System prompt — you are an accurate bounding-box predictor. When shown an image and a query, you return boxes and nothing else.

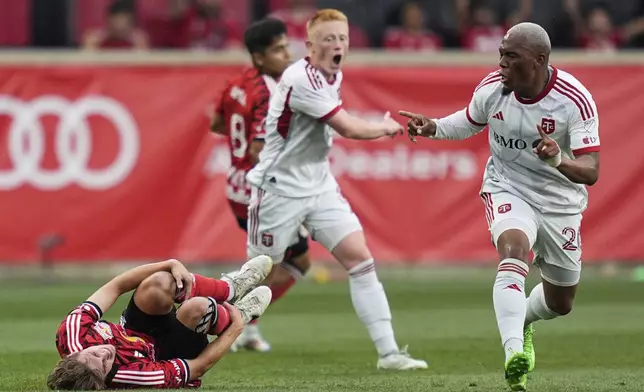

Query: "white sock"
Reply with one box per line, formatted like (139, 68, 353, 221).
(494, 258, 529, 361)
(525, 283, 560, 325)
(348, 259, 399, 357)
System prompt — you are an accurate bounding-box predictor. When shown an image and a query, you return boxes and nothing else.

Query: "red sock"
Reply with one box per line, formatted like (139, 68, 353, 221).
(212, 304, 231, 335)
(249, 277, 296, 325)
(190, 274, 230, 302)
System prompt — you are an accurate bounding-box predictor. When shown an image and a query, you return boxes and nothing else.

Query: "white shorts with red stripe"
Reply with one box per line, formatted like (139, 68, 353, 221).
(247, 186, 362, 262)
(481, 191, 582, 287)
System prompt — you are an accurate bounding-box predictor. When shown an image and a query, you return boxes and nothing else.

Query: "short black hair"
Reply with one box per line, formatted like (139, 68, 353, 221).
(244, 18, 288, 55)
(108, 0, 134, 16)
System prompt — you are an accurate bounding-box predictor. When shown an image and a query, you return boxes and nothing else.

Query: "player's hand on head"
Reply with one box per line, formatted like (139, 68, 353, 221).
(381, 111, 404, 138)
(398, 110, 434, 142)
(533, 125, 562, 168)
(169, 259, 193, 300)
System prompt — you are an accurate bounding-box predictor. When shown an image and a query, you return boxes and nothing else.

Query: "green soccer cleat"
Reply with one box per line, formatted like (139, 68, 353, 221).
(504, 352, 530, 391)
(523, 324, 535, 372)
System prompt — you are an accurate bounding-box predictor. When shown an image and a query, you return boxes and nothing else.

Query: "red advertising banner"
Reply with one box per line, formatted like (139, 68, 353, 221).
(0, 64, 642, 263)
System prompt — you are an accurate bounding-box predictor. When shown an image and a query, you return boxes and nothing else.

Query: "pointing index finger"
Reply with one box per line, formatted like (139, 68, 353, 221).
(536, 125, 549, 140)
(398, 110, 418, 119)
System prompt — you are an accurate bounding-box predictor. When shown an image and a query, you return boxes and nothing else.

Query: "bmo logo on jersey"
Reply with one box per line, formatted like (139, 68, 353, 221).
(492, 130, 528, 150)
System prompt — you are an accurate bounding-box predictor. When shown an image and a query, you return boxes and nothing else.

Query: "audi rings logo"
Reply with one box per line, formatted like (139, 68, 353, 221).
(0, 95, 139, 190)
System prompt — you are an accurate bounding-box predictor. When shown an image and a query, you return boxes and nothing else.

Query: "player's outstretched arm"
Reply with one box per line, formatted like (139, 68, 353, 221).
(186, 303, 245, 380)
(289, 74, 402, 140)
(86, 259, 193, 315)
(326, 110, 403, 140)
(399, 109, 486, 142)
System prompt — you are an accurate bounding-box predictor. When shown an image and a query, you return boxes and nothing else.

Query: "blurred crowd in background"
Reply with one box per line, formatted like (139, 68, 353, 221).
(2, 0, 644, 53)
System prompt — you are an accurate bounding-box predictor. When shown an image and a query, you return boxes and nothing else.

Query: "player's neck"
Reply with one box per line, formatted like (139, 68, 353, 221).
(518, 67, 550, 100)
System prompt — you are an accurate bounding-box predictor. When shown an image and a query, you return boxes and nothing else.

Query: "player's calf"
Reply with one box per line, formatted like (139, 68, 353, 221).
(331, 231, 426, 369)
(493, 229, 532, 362)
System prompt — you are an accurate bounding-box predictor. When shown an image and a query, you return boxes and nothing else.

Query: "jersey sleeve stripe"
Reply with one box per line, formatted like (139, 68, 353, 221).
(475, 71, 500, 90)
(553, 85, 588, 121)
(178, 359, 190, 385)
(557, 78, 594, 116)
(555, 80, 594, 119)
(116, 370, 165, 376)
(305, 64, 323, 90)
(66, 313, 83, 353)
(572, 146, 600, 156)
(318, 105, 341, 122)
(465, 105, 486, 126)
(82, 301, 103, 319)
(475, 75, 502, 92)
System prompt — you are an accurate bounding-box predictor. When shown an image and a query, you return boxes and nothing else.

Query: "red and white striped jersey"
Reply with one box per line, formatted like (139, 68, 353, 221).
(434, 66, 600, 214)
(55, 302, 192, 389)
(214, 67, 278, 218)
(246, 57, 342, 197)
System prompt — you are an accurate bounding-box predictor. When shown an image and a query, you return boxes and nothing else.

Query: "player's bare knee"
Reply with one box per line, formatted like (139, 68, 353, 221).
(497, 229, 531, 262)
(332, 231, 372, 270)
(135, 272, 176, 313)
(176, 297, 211, 330)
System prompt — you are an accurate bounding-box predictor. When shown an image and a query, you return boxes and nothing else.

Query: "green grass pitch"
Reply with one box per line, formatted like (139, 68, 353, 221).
(1, 266, 643, 391)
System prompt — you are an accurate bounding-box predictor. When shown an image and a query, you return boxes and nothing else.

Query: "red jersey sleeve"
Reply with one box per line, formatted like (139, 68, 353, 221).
(249, 83, 271, 140)
(55, 301, 103, 357)
(110, 358, 191, 389)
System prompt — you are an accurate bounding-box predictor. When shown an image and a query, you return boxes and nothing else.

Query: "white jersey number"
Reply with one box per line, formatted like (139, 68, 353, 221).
(230, 113, 248, 159)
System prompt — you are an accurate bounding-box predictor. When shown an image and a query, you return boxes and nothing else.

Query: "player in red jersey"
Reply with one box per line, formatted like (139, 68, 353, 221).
(47, 256, 273, 390)
(210, 18, 311, 352)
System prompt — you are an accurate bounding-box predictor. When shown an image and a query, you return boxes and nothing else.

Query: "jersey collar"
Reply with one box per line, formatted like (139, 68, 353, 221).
(514, 65, 558, 105)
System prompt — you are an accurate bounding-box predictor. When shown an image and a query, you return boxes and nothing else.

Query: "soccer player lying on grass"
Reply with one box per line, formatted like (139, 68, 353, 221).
(47, 256, 273, 390)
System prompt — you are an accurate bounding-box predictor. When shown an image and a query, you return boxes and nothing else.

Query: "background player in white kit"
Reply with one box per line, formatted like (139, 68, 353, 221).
(246, 9, 427, 370)
(399, 23, 600, 390)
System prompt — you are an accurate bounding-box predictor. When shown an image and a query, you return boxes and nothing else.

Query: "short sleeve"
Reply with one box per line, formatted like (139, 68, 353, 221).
(289, 71, 341, 122)
(110, 359, 190, 389)
(568, 93, 600, 156)
(55, 301, 103, 356)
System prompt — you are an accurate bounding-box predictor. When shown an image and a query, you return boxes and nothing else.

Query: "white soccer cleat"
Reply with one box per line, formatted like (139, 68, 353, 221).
(233, 324, 272, 352)
(376, 346, 428, 370)
(234, 286, 273, 325)
(222, 255, 273, 304)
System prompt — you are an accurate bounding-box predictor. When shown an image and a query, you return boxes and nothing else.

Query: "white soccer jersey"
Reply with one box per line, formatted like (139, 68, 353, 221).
(246, 58, 342, 197)
(433, 66, 600, 214)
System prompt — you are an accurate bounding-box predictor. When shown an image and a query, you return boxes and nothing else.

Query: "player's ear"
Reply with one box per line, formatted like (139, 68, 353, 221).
(305, 39, 313, 51)
(251, 52, 264, 68)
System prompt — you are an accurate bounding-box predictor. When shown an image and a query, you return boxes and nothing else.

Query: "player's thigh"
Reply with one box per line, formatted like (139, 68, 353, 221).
(120, 294, 175, 341)
(247, 187, 305, 263)
(304, 189, 363, 253)
(481, 191, 538, 252)
(533, 213, 583, 287)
